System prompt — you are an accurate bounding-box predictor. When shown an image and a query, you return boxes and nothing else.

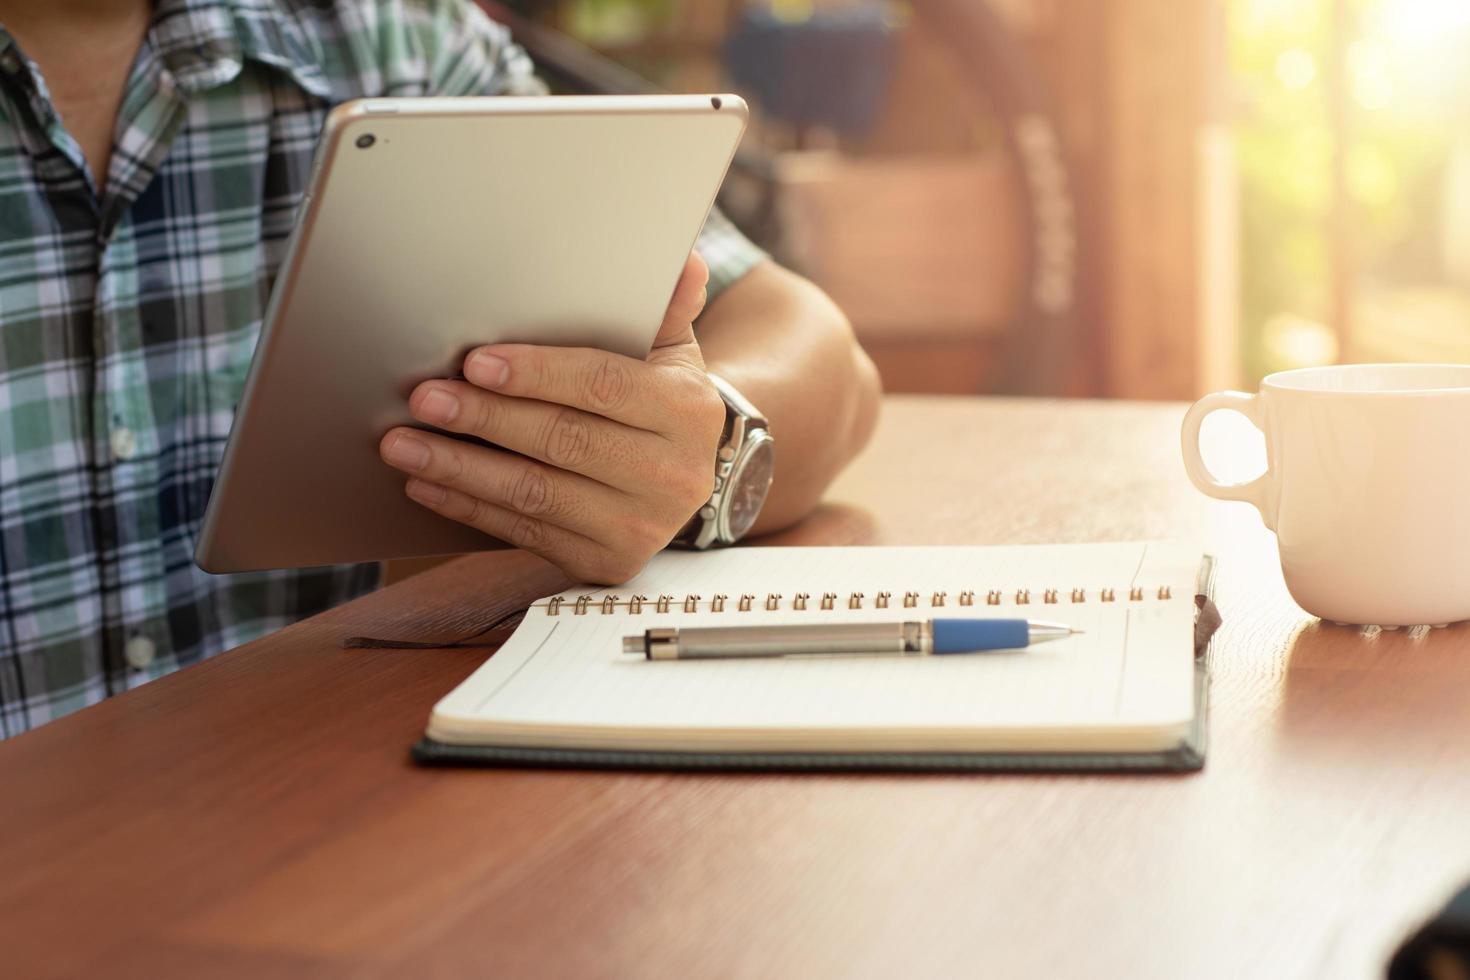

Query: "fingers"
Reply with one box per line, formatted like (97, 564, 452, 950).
(404, 479, 647, 584)
(381, 427, 626, 542)
(448, 250, 712, 429)
(401, 378, 672, 489)
(456, 342, 714, 435)
(380, 247, 724, 585)
(652, 250, 709, 349)
(381, 430, 685, 584)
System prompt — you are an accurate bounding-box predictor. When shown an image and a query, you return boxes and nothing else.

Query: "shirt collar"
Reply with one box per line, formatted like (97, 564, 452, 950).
(149, 0, 330, 99)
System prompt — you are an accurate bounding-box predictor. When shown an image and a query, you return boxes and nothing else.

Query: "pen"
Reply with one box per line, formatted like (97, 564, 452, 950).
(621, 619, 1083, 661)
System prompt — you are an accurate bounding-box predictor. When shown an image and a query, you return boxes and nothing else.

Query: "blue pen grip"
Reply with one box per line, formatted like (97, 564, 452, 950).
(931, 618, 1030, 653)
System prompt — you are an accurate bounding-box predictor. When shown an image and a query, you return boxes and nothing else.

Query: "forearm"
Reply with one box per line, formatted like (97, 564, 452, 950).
(696, 260, 882, 535)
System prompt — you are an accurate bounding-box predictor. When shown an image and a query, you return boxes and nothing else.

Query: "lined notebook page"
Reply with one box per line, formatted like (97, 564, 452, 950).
(428, 542, 1203, 753)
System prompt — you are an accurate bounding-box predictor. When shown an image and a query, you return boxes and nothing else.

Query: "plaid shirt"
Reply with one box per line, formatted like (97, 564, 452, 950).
(0, 0, 765, 736)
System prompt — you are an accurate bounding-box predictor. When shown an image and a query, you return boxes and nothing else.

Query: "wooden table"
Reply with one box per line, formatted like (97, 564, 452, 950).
(5, 396, 1470, 979)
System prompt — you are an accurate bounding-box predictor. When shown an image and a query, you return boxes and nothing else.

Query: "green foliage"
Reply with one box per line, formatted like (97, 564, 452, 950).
(1231, 0, 1470, 381)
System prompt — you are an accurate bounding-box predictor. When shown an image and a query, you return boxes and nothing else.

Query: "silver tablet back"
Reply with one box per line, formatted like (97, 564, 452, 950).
(195, 95, 747, 572)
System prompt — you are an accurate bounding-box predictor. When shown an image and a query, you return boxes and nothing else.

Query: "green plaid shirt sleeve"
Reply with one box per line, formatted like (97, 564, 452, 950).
(0, 0, 767, 737)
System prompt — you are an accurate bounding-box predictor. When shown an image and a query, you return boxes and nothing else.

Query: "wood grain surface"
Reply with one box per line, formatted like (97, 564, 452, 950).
(4, 396, 1469, 980)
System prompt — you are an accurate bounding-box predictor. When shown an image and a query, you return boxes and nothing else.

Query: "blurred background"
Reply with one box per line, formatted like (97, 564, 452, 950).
(480, 0, 1470, 399)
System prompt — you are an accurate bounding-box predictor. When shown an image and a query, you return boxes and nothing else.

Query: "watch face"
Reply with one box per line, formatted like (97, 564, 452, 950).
(725, 434, 775, 541)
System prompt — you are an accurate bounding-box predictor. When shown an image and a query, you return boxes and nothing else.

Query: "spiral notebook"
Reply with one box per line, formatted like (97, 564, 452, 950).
(414, 541, 1216, 772)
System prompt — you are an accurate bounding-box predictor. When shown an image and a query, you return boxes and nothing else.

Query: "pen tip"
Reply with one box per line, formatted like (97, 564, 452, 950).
(1071, 628, 1086, 635)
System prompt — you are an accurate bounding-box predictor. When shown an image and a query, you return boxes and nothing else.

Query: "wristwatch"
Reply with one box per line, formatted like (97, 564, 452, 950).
(673, 374, 775, 550)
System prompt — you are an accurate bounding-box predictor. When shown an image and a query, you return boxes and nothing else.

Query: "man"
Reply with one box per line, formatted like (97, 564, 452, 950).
(0, 0, 881, 735)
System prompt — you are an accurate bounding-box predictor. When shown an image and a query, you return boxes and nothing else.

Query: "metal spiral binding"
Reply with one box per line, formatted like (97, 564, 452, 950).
(536, 581, 1184, 614)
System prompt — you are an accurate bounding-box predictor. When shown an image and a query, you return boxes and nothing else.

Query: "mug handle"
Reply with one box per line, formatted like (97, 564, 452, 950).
(1180, 391, 1274, 529)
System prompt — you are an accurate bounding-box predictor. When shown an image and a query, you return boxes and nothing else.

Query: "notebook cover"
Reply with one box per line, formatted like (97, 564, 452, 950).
(411, 556, 1217, 773)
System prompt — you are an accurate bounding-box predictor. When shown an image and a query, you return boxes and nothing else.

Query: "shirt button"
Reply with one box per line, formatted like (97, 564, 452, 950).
(125, 635, 156, 669)
(110, 426, 137, 461)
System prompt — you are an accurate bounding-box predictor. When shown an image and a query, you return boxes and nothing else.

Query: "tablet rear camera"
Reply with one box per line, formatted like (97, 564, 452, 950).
(355, 133, 376, 149)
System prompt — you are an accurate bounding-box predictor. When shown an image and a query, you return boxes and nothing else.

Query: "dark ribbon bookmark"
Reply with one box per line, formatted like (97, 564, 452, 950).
(342, 606, 528, 650)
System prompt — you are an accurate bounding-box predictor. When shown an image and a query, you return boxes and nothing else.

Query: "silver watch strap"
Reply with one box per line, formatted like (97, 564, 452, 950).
(707, 373, 767, 428)
(672, 373, 769, 549)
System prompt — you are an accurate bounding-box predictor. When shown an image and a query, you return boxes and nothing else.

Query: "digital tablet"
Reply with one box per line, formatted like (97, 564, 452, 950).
(195, 94, 748, 572)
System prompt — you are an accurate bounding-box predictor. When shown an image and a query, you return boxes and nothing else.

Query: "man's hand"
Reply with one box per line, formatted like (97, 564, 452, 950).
(379, 252, 724, 584)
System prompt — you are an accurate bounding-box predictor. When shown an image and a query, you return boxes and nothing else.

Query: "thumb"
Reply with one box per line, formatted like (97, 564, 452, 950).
(652, 250, 709, 350)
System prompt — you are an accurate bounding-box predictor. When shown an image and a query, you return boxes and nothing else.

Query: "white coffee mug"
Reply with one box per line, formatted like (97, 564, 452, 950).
(1181, 363, 1470, 626)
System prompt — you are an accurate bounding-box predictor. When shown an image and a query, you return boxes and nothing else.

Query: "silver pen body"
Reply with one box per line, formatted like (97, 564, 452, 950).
(629, 625, 929, 664)
(625, 622, 932, 660)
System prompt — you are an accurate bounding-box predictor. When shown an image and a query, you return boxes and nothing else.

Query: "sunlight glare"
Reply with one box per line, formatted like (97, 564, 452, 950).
(1348, 39, 1392, 110)
(1274, 48, 1317, 89)
(1375, 0, 1470, 49)
(1241, 0, 1319, 35)
(1263, 313, 1338, 369)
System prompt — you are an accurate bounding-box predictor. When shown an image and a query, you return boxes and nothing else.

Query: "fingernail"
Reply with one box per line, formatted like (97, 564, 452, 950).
(406, 479, 446, 505)
(417, 386, 460, 424)
(384, 432, 430, 471)
(467, 350, 509, 388)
